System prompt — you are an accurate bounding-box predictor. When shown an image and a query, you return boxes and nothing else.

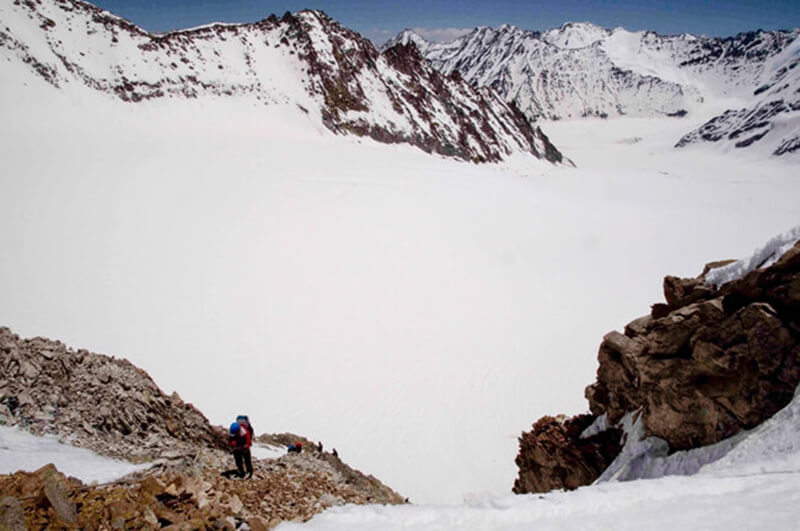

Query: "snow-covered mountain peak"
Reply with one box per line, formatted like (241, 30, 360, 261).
(0, 0, 568, 164)
(390, 21, 799, 155)
(677, 33, 800, 156)
(381, 28, 432, 53)
(542, 21, 610, 49)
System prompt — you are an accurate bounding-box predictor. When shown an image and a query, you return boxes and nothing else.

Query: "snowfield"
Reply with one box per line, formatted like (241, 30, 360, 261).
(278, 382, 800, 529)
(0, 426, 149, 484)
(1, 57, 799, 506)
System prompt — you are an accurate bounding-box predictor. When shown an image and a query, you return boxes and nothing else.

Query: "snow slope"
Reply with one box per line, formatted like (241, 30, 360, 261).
(278, 382, 800, 529)
(0, 426, 149, 484)
(2, 9, 800, 504)
(677, 35, 800, 156)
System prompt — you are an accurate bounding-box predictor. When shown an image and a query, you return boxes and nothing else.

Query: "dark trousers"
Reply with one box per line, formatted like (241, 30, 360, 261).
(233, 448, 253, 477)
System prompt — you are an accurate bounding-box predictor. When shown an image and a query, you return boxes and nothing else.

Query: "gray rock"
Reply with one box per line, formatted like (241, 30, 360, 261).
(0, 496, 26, 531)
(44, 475, 77, 524)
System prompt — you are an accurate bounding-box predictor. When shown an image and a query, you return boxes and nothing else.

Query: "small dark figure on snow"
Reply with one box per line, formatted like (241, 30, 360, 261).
(222, 421, 253, 479)
(317, 441, 323, 453)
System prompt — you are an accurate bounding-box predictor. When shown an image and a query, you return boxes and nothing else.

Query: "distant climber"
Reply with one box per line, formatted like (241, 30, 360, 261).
(222, 421, 253, 479)
(287, 442, 303, 454)
(332, 448, 338, 458)
(317, 441, 323, 453)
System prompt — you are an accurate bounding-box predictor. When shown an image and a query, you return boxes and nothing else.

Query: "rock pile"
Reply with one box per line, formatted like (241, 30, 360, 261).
(0, 327, 405, 527)
(0, 449, 404, 529)
(515, 240, 800, 493)
(0, 327, 225, 462)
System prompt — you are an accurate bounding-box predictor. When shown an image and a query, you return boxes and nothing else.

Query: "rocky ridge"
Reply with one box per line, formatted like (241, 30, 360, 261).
(676, 36, 800, 156)
(0, 328, 405, 528)
(514, 238, 800, 494)
(0, 0, 566, 164)
(0, 327, 224, 462)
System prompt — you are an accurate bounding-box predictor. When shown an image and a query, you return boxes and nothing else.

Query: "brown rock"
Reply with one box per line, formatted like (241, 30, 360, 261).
(247, 515, 270, 531)
(522, 240, 800, 494)
(513, 414, 622, 494)
(589, 244, 800, 451)
(624, 314, 651, 338)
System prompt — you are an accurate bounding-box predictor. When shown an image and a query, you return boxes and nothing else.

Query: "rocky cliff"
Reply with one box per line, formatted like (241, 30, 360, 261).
(0, 0, 567, 164)
(515, 236, 800, 494)
(0, 328, 405, 528)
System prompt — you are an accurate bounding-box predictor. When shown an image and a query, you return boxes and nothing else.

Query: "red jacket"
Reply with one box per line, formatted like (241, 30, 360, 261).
(229, 426, 252, 450)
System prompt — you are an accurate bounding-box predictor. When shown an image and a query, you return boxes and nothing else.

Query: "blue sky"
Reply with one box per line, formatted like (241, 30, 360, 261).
(90, 0, 800, 44)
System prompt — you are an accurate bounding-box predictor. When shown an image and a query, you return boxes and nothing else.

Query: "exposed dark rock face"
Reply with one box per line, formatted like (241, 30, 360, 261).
(513, 415, 621, 494)
(515, 240, 800, 493)
(1, 0, 567, 165)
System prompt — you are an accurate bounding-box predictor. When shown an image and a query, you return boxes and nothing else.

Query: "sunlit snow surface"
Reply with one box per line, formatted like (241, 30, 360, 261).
(251, 444, 286, 460)
(1, 61, 799, 504)
(0, 426, 149, 484)
(284, 386, 800, 530)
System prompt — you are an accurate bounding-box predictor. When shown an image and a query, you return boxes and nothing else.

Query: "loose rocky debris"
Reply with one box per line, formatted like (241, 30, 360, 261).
(0, 327, 405, 527)
(515, 240, 800, 494)
(0, 448, 404, 529)
(0, 327, 226, 462)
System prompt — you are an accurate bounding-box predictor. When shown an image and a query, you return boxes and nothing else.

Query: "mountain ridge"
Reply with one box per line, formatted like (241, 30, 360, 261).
(0, 0, 567, 164)
(387, 23, 800, 156)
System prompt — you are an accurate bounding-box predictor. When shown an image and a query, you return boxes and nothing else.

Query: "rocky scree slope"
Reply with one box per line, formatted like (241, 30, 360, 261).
(0, 0, 566, 165)
(0, 327, 404, 528)
(387, 24, 800, 155)
(514, 238, 800, 494)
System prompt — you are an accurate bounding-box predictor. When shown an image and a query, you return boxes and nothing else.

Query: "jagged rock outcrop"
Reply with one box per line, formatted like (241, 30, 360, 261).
(0, 0, 567, 164)
(512, 414, 621, 494)
(515, 239, 800, 493)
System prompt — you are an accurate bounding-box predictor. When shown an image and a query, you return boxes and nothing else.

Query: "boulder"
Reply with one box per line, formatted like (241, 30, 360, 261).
(517, 240, 800, 493)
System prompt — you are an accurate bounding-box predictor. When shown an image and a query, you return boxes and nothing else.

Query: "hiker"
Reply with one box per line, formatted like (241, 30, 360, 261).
(236, 415, 254, 439)
(317, 441, 323, 453)
(227, 421, 253, 478)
